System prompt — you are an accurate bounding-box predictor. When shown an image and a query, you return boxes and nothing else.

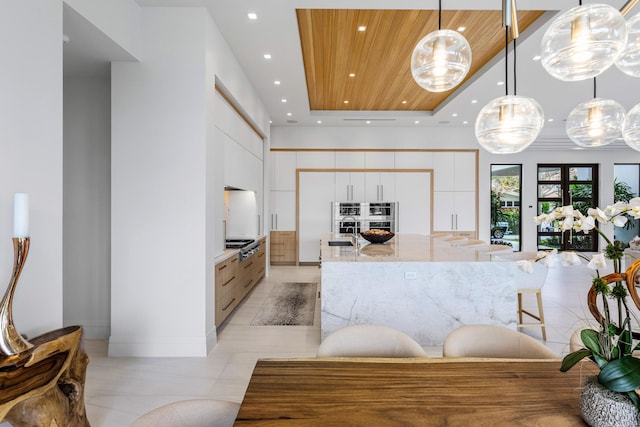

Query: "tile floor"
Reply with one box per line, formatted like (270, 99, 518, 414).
(76, 263, 601, 426)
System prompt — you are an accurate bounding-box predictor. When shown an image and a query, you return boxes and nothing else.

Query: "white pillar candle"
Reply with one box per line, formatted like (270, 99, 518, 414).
(13, 193, 29, 238)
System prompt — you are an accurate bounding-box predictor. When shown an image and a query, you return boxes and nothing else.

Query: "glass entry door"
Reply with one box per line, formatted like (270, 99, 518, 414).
(537, 164, 599, 252)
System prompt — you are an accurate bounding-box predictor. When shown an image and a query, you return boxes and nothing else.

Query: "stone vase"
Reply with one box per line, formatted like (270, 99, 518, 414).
(581, 376, 640, 427)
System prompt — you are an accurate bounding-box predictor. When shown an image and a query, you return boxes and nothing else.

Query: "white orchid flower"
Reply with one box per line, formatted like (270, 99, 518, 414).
(516, 259, 534, 274)
(534, 213, 548, 225)
(605, 201, 628, 217)
(612, 214, 629, 228)
(575, 215, 596, 233)
(538, 249, 558, 268)
(587, 253, 607, 270)
(560, 216, 574, 231)
(626, 198, 640, 219)
(588, 207, 608, 223)
(560, 251, 582, 266)
(560, 205, 574, 218)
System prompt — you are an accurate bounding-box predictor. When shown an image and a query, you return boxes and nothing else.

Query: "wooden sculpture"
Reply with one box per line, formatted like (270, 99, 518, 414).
(0, 325, 90, 426)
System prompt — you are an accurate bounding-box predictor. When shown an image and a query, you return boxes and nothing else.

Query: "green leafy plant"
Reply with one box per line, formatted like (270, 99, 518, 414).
(534, 200, 640, 408)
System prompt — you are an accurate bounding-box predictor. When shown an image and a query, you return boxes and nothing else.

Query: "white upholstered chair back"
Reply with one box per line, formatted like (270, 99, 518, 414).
(442, 324, 558, 359)
(317, 324, 427, 357)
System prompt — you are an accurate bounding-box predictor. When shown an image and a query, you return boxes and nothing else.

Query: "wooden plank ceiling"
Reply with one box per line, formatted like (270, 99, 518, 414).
(297, 9, 545, 112)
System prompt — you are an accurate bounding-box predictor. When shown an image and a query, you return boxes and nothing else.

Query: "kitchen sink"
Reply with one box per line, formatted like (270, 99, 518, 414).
(328, 240, 354, 247)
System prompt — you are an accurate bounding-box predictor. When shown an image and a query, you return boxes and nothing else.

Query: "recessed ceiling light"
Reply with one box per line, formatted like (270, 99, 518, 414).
(532, 55, 542, 61)
(287, 112, 292, 116)
(317, 120, 322, 124)
(457, 26, 466, 32)
(366, 120, 371, 124)
(248, 12, 257, 20)
(269, 120, 272, 124)
(497, 81, 504, 86)
(463, 121, 469, 124)
(358, 26, 367, 32)
(548, 118, 554, 122)
(452, 113, 458, 117)
(414, 120, 420, 124)
(349, 73, 356, 77)
(402, 100, 408, 104)
(471, 99, 478, 104)
(344, 100, 349, 104)
(274, 80, 281, 85)
(263, 53, 271, 59)
(281, 99, 287, 103)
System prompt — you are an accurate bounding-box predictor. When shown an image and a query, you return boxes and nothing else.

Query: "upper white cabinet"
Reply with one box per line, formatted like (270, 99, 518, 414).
(395, 151, 434, 169)
(271, 151, 297, 191)
(433, 152, 476, 192)
(297, 151, 335, 168)
(335, 151, 365, 169)
(365, 172, 395, 201)
(365, 151, 394, 169)
(335, 172, 365, 201)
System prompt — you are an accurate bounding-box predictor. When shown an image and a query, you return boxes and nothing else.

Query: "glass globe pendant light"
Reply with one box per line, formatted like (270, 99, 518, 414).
(540, 3, 628, 82)
(623, 103, 640, 151)
(616, 13, 640, 77)
(411, 0, 471, 92)
(475, 0, 544, 154)
(566, 78, 626, 147)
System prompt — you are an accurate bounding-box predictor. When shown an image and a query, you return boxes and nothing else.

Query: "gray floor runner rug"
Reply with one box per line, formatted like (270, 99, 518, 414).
(251, 282, 317, 326)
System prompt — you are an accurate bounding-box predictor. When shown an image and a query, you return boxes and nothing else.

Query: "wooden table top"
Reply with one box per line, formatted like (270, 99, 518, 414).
(235, 357, 597, 426)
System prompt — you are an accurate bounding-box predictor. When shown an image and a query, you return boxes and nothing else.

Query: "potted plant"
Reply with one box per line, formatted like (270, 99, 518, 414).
(532, 201, 640, 426)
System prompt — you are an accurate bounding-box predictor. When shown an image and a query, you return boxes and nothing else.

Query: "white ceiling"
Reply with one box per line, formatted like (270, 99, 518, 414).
(67, 0, 639, 143)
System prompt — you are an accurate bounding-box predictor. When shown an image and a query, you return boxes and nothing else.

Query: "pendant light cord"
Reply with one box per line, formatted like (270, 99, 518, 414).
(438, 0, 442, 30)
(513, 38, 517, 96)
(593, 77, 597, 99)
(505, 25, 509, 96)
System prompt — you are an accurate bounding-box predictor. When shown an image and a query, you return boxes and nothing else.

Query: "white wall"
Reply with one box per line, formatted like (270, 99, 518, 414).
(110, 8, 210, 357)
(0, 0, 64, 337)
(63, 0, 141, 59)
(63, 77, 111, 340)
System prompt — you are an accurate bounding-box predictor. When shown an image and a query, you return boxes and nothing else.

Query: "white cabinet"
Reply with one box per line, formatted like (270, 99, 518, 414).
(395, 151, 434, 169)
(335, 152, 365, 168)
(296, 151, 335, 168)
(299, 172, 335, 263)
(395, 172, 431, 235)
(365, 151, 394, 169)
(365, 172, 395, 201)
(433, 191, 476, 233)
(433, 152, 476, 192)
(270, 151, 297, 191)
(270, 190, 296, 231)
(335, 172, 365, 201)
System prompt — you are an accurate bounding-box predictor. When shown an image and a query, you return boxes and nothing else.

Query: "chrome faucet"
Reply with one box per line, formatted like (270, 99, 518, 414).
(341, 216, 359, 247)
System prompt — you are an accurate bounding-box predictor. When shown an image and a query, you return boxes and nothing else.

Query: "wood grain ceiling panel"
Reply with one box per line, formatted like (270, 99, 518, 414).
(297, 9, 545, 112)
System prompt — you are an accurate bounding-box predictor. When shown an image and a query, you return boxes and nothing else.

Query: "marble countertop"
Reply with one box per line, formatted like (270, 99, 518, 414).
(321, 233, 507, 263)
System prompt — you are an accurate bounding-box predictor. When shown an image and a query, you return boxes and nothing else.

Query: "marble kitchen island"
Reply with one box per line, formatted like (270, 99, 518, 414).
(320, 234, 518, 346)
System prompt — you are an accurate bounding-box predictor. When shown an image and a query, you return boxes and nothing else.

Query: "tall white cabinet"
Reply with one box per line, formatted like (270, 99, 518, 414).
(395, 172, 431, 235)
(432, 152, 477, 235)
(299, 171, 335, 263)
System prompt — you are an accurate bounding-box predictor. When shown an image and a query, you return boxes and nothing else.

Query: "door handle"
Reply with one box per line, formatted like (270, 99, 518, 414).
(380, 185, 384, 201)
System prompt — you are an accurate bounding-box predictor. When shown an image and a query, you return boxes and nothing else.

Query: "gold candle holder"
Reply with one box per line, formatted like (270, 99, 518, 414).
(0, 237, 33, 356)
